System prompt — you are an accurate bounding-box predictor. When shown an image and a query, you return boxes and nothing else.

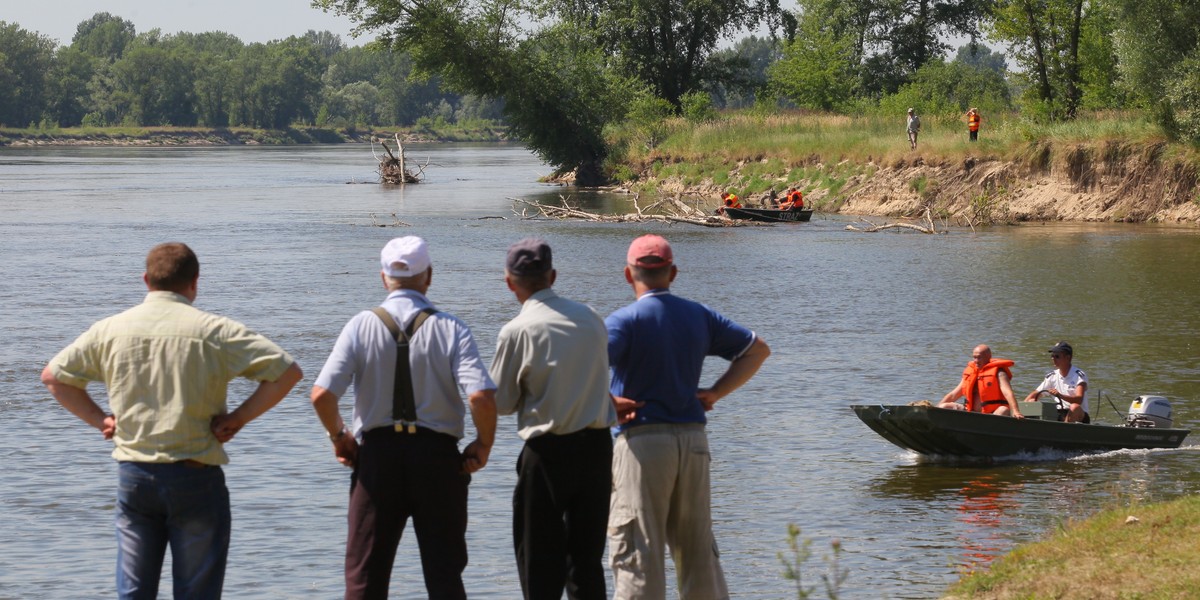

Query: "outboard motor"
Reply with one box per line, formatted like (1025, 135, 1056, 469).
(1125, 395, 1174, 428)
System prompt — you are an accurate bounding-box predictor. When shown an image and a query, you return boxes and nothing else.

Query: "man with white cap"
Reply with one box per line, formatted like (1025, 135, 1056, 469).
(310, 236, 497, 600)
(490, 238, 616, 599)
(605, 234, 771, 600)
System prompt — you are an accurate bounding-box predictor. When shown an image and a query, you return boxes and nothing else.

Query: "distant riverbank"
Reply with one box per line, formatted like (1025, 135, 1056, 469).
(0, 124, 510, 147)
(611, 111, 1200, 224)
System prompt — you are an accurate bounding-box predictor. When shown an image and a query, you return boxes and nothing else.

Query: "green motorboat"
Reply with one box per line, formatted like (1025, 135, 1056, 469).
(852, 396, 1190, 458)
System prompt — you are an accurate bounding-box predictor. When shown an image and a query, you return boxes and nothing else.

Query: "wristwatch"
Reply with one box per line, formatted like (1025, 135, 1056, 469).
(329, 428, 346, 442)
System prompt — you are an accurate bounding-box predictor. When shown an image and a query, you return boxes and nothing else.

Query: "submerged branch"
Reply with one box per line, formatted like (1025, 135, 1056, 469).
(510, 196, 762, 228)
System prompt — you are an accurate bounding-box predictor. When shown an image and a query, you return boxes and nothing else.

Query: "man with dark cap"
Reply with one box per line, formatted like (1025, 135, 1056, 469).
(1024, 341, 1090, 422)
(489, 237, 616, 600)
(605, 234, 771, 599)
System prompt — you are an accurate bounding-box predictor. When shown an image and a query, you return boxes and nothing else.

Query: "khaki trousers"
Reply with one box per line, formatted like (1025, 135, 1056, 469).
(608, 424, 728, 600)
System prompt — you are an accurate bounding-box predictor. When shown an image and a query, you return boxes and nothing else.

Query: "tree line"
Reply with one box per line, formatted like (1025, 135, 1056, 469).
(0, 13, 504, 131)
(4, 1, 1198, 182)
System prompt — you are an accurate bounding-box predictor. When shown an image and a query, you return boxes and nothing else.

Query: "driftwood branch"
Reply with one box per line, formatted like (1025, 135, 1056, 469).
(368, 213, 412, 227)
(510, 196, 763, 227)
(845, 206, 940, 234)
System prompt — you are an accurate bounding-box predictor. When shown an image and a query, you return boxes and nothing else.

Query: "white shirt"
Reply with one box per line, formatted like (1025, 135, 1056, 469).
(313, 289, 495, 439)
(1035, 366, 1088, 414)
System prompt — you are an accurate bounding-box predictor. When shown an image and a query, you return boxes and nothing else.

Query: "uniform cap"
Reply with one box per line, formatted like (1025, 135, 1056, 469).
(506, 238, 553, 276)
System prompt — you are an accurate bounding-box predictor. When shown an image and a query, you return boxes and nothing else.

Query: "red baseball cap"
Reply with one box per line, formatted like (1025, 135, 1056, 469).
(626, 234, 673, 268)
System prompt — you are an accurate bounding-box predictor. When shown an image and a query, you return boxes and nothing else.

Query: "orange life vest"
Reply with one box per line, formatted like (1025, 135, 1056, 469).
(786, 190, 803, 209)
(968, 112, 980, 132)
(961, 359, 1014, 412)
(724, 194, 741, 208)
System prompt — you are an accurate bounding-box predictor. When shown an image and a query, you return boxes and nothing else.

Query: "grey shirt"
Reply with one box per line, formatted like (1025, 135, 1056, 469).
(490, 288, 616, 440)
(314, 289, 495, 439)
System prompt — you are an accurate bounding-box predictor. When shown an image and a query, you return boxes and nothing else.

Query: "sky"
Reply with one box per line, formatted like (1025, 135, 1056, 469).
(6, 0, 368, 47)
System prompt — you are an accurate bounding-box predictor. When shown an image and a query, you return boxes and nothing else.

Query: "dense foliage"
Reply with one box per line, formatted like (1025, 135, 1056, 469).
(3, 0, 1199, 181)
(0, 15, 498, 131)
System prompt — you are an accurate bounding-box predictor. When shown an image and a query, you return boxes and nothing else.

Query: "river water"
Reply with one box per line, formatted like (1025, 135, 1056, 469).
(2, 144, 1199, 599)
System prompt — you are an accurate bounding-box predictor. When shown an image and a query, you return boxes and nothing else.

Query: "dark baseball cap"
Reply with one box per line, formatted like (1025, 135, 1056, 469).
(1048, 341, 1073, 355)
(505, 238, 553, 276)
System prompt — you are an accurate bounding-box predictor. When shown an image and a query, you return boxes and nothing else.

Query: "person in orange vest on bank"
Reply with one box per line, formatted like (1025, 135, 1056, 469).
(716, 192, 741, 215)
(967, 107, 981, 142)
(781, 188, 804, 210)
(936, 344, 1023, 418)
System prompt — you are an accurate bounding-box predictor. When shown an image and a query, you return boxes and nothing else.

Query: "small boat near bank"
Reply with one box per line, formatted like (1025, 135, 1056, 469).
(852, 396, 1190, 458)
(723, 207, 814, 223)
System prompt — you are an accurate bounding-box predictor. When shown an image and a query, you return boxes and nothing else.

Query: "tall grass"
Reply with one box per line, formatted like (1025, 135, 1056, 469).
(619, 109, 1173, 171)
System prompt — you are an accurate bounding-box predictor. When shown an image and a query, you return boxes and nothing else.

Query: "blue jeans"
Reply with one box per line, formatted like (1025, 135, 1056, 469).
(116, 462, 231, 600)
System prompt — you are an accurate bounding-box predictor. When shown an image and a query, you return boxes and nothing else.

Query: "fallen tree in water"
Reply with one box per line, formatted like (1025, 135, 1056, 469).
(510, 195, 764, 227)
(374, 134, 425, 184)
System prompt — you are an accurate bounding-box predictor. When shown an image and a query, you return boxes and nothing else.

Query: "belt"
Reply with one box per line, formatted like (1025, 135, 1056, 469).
(177, 459, 212, 468)
(363, 425, 454, 441)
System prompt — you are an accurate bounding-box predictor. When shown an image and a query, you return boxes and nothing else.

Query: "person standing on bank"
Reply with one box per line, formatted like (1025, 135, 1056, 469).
(489, 238, 617, 600)
(41, 242, 303, 600)
(1024, 341, 1089, 423)
(967, 107, 981, 142)
(310, 236, 498, 600)
(907, 107, 922, 150)
(606, 234, 771, 600)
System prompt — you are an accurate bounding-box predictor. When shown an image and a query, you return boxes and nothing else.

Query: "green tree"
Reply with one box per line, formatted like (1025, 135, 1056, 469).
(71, 12, 136, 61)
(988, 0, 1086, 119)
(588, 0, 796, 108)
(1111, 0, 1200, 138)
(768, 4, 858, 111)
(953, 43, 1007, 76)
(0, 21, 57, 127)
(879, 58, 1012, 117)
(315, 0, 632, 182)
(112, 35, 199, 125)
(48, 46, 99, 126)
(707, 35, 783, 108)
(173, 32, 245, 126)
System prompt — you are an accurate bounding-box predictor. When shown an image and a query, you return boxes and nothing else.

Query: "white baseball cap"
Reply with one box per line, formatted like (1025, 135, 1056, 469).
(380, 236, 431, 277)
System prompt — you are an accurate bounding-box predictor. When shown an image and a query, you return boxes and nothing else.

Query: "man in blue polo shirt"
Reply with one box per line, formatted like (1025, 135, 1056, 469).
(605, 234, 771, 599)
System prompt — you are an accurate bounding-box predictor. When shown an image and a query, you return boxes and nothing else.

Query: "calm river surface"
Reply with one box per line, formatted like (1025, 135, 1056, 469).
(2, 144, 1199, 599)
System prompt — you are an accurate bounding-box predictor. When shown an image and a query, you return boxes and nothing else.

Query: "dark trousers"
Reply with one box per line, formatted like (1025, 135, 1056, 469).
(970, 130, 978, 141)
(345, 427, 470, 600)
(513, 428, 613, 600)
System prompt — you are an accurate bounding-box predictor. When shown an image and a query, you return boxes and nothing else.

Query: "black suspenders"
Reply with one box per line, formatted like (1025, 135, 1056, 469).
(371, 307, 437, 433)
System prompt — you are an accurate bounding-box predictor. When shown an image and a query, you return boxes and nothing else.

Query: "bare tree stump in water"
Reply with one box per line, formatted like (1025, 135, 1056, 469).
(374, 134, 424, 184)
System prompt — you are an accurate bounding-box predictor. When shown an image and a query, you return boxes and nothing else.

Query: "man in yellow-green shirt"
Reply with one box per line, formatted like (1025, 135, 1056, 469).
(41, 242, 302, 600)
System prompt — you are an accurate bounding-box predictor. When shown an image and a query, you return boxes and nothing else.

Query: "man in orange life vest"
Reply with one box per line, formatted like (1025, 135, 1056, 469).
(937, 344, 1023, 418)
(781, 188, 804, 210)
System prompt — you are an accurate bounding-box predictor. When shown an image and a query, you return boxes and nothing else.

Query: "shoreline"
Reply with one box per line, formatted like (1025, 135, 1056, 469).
(0, 126, 509, 147)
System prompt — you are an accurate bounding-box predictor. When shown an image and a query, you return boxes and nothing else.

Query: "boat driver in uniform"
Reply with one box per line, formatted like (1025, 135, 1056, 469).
(937, 344, 1024, 418)
(1023, 341, 1089, 423)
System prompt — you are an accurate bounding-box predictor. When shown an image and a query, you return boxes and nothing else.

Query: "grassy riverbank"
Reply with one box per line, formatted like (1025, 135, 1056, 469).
(945, 494, 1200, 599)
(0, 121, 509, 147)
(610, 111, 1200, 223)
